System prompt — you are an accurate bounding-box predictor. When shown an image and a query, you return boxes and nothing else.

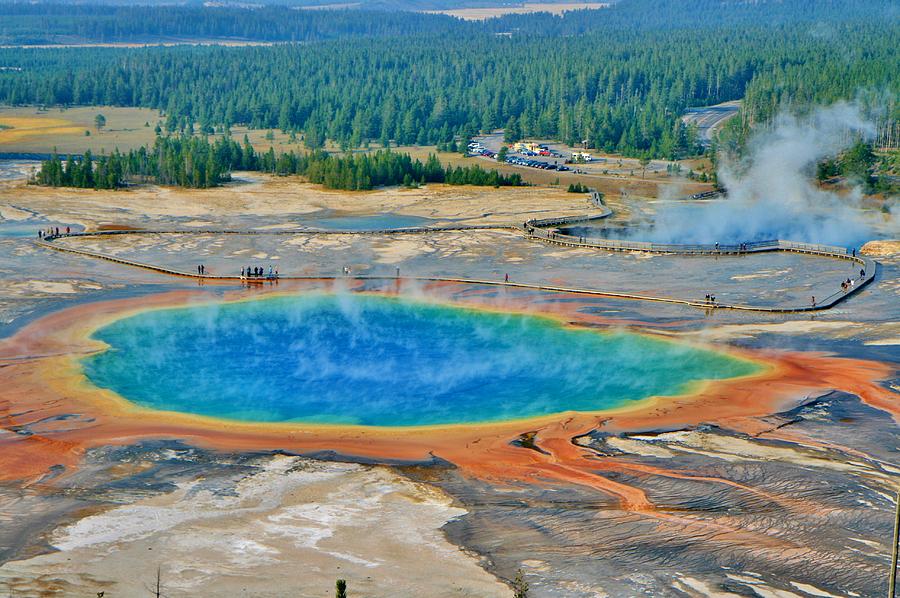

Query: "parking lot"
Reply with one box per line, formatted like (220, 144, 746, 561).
(469, 131, 683, 180)
(468, 132, 574, 173)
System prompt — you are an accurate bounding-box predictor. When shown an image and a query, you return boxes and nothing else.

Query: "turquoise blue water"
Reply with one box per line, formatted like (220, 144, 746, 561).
(0, 221, 80, 238)
(303, 213, 432, 231)
(82, 294, 760, 426)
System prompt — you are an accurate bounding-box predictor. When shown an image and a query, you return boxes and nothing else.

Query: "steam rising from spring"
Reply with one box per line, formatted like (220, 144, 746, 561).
(645, 103, 888, 247)
(81, 294, 759, 426)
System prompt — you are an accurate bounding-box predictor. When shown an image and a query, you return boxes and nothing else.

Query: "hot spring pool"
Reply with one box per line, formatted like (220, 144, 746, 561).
(302, 213, 433, 231)
(82, 295, 760, 426)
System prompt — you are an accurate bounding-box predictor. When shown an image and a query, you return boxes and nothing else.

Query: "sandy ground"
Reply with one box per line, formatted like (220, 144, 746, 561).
(862, 239, 900, 257)
(0, 456, 509, 597)
(49, 228, 861, 308)
(0, 171, 881, 311)
(1, 174, 598, 230)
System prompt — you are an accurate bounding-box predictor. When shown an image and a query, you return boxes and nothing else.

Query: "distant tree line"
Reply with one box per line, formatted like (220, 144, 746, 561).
(2, 0, 896, 159)
(266, 149, 523, 189)
(31, 136, 523, 190)
(0, 3, 465, 45)
(33, 136, 239, 189)
(0, 0, 892, 45)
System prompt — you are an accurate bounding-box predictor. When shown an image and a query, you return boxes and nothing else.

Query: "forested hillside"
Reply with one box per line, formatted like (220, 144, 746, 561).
(1, 0, 897, 159)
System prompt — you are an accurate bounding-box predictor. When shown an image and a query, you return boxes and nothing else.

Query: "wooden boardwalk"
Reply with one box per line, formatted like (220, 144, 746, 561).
(34, 191, 877, 313)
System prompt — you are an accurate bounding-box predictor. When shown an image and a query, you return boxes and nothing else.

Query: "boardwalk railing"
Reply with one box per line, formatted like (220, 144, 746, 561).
(33, 188, 877, 313)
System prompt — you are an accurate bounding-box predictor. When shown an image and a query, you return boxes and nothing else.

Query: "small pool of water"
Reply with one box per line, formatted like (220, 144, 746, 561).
(0, 159, 40, 181)
(82, 294, 761, 426)
(0, 220, 82, 239)
(301, 213, 434, 231)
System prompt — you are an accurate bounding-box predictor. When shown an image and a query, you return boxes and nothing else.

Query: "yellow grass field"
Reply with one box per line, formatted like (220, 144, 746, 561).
(0, 117, 84, 144)
(423, 2, 609, 20)
(0, 106, 161, 154)
(0, 107, 326, 156)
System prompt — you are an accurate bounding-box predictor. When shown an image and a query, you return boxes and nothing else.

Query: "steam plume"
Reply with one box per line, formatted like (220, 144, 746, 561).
(644, 103, 890, 247)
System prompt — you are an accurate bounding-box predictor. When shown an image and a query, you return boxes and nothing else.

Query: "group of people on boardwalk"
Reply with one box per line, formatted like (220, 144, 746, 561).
(37, 226, 69, 239)
(840, 269, 867, 293)
(242, 265, 278, 280)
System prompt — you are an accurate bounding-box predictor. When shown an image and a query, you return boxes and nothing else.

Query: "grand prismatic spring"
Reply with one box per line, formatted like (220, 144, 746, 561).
(82, 294, 761, 426)
(0, 153, 897, 597)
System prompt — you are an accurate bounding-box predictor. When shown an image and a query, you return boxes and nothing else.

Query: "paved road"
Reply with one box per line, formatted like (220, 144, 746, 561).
(682, 100, 741, 146)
